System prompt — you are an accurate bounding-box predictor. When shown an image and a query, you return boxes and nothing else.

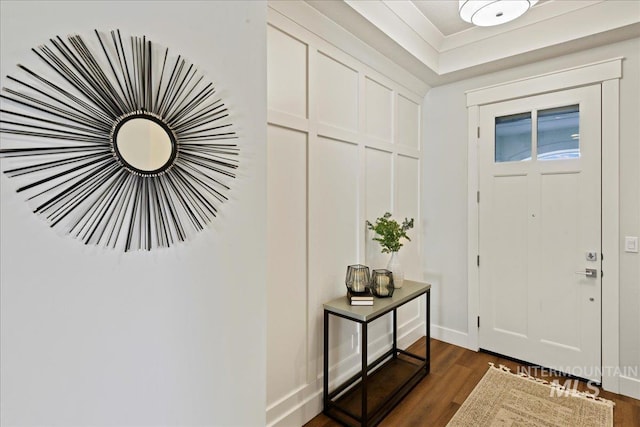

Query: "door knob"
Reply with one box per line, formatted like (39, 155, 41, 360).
(575, 268, 597, 278)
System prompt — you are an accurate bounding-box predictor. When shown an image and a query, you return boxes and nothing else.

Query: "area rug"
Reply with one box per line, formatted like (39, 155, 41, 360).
(447, 363, 614, 427)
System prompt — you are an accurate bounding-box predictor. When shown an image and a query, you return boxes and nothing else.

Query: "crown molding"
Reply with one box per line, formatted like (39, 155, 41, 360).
(307, 0, 640, 86)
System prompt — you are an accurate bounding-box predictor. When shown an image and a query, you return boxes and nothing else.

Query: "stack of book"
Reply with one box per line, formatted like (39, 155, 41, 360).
(347, 288, 374, 306)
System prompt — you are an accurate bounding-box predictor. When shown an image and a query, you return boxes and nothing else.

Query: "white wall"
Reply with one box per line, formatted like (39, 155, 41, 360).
(0, 1, 267, 426)
(422, 37, 640, 396)
(266, 2, 427, 425)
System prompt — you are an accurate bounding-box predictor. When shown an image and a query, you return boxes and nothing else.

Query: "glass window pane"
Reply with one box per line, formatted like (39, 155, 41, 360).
(537, 105, 580, 160)
(495, 112, 532, 162)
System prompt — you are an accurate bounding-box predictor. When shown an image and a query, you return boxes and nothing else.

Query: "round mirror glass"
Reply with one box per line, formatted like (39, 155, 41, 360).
(114, 116, 175, 174)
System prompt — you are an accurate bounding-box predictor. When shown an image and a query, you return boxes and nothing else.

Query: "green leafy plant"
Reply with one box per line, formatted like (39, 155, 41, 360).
(366, 212, 414, 254)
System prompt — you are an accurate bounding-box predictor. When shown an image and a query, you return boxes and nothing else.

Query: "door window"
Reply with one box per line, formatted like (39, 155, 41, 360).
(495, 105, 580, 163)
(495, 112, 531, 162)
(537, 105, 580, 160)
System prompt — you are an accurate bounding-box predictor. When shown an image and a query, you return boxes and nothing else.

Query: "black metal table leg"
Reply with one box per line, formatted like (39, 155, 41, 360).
(361, 322, 368, 427)
(324, 310, 329, 412)
(392, 308, 397, 359)
(426, 291, 431, 374)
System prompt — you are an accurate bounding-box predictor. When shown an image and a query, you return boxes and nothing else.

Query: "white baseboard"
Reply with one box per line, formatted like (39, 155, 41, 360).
(619, 375, 640, 400)
(431, 324, 472, 349)
(266, 350, 362, 426)
(267, 386, 322, 427)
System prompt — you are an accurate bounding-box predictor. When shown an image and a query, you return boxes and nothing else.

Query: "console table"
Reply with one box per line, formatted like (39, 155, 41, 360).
(323, 280, 431, 427)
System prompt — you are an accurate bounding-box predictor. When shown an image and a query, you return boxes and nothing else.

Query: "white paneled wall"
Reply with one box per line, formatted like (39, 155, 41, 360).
(365, 78, 393, 141)
(317, 54, 359, 132)
(267, 3, 426, 425)
(396, 154, 422, 279)
(397, 95, 421, 150)
(267, 125, 308, 403)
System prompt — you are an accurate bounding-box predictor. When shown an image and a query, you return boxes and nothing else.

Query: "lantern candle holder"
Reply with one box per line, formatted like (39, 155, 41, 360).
(371, 269, 394, 298)
(345, 264, 370, 293)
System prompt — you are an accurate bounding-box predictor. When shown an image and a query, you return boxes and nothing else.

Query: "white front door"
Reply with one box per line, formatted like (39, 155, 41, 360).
(478, 85, 602, 382)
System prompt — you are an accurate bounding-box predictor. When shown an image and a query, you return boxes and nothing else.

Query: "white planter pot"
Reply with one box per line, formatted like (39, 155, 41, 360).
(387, 252, 404, 288)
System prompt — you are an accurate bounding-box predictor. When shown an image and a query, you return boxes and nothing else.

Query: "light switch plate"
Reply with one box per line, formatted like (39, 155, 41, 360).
(625, 236, 638, 253)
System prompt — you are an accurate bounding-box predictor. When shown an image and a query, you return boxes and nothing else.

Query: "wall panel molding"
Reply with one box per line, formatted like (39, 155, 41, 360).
(267, 110, 310, 133)
(316, 124, 359, 145)
(267, 4, 424, 425)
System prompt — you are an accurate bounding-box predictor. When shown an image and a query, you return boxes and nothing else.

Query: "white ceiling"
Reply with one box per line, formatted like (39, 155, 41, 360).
(305, 0, 640, 87)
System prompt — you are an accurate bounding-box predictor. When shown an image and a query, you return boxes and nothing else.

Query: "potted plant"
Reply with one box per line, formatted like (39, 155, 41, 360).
(366, 212, 414, 288)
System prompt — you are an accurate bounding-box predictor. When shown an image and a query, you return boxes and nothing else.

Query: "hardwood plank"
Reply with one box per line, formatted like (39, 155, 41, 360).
(305, 338, 640, 427)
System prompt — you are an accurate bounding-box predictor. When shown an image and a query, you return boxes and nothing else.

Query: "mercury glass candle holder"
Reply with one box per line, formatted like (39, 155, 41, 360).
(345, 264, 370, 293)
(371, 269, 394, 298)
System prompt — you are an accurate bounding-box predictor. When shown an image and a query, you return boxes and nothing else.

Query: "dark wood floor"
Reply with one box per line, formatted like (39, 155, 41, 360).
(305, 338, 640, 427)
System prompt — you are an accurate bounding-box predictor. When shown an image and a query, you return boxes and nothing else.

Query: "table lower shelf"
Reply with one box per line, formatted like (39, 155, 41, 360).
(325, 354, 427, 426)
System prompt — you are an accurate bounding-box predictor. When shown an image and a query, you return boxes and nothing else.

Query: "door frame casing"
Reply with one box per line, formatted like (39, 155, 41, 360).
(465, 58, 622, 393)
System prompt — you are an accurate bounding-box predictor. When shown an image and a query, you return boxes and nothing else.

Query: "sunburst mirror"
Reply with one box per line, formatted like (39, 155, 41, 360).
(0, 29, 238, 251)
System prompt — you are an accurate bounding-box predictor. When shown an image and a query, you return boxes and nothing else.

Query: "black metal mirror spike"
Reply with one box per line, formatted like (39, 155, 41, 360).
(0, 29, 238, 251)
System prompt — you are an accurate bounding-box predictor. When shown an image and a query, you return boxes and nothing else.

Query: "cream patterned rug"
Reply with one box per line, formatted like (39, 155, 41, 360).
(447, 363, 614, 427)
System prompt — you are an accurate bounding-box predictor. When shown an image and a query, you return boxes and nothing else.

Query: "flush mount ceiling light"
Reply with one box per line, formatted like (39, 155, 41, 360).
(459, 0, 538, 27)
